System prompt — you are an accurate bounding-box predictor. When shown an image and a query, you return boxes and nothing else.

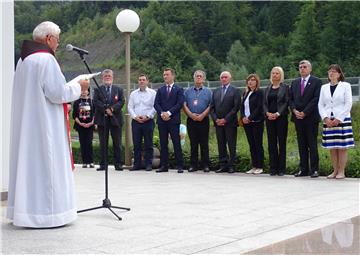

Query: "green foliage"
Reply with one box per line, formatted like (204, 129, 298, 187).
(14, 1, 360, 79)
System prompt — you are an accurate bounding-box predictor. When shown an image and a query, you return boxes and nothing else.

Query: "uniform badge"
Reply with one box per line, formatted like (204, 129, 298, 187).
(114, 95, 118, 101)
(193, 99, 198, 106)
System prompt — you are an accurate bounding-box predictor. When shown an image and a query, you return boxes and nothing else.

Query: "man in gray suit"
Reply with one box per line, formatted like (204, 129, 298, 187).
(210, 71, 240, 173)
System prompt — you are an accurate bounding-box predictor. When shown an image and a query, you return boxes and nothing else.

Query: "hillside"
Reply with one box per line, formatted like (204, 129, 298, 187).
(15, 1, 360, 83)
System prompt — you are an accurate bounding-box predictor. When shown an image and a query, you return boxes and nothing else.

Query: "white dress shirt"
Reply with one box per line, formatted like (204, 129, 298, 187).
(128, 87, 156, 119)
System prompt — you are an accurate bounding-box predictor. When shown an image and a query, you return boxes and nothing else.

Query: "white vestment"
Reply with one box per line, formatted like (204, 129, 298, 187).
(7, 52, 81, 228)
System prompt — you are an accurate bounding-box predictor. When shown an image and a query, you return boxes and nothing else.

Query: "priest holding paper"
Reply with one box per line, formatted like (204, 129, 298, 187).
(7, 21, 89, 228)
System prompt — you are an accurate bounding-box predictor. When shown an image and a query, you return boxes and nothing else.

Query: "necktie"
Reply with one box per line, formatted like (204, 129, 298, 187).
(300, 79, 305, 96)
(166, 85, 171, 97)
(221, 85, 226, 100)
(106, 86, 111, 101)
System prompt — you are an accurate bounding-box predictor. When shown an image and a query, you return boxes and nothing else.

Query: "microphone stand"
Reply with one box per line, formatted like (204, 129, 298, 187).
(75, 52, 130, 220)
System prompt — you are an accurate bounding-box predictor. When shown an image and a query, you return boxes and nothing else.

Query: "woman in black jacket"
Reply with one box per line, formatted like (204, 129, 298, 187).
(264, 66, 289, 176)
(73, 89, 95, 168)
(241, 74, 265, 174)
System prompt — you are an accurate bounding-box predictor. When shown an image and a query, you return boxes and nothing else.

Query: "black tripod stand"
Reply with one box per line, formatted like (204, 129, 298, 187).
(75, 52, 130, 221)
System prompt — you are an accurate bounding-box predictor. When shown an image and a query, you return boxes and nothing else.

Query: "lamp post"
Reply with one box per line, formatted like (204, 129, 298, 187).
(116, 9, 140, 167)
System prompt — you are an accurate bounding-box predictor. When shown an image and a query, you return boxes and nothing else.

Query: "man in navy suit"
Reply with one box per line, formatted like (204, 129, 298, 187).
(154, 68, 185, 173)
(93, 69, 124, 171)
(289, 60, 322, 178)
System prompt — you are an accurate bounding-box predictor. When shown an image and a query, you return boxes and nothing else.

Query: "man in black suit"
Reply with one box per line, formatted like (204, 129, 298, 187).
(210, 71, 240, 173)
(154, 68, 185, 173)
(93, 69, 124, 171)
(289, 60, 322, 178)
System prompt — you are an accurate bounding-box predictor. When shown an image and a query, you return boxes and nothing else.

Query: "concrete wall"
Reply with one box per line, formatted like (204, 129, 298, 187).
(1, 0, 14, 200)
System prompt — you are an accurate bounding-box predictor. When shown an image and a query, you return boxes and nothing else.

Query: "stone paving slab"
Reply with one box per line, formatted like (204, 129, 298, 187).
(1, 166, 359, 254)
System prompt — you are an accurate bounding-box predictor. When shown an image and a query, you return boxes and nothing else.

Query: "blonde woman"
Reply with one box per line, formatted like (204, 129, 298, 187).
(240, 74, 264, 174)
(264, 66, 289, 176)
(318, 64, 354, 179)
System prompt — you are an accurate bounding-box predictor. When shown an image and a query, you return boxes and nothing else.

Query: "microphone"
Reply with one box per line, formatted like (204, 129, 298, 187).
(66, 44, 89, 55)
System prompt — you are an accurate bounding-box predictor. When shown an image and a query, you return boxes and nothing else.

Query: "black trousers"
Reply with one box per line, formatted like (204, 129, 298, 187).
(187, 117, 210, 168)
(158, 123, 184, 168)
(294, 118, 319, 174)
(132, 119, 154, 168)
(215, 124, 237, 168)
(98, 119, 122, 166)
(266, 116, 288, 174)
(243, 121, 264, 169)
(77, 127, 94, 164)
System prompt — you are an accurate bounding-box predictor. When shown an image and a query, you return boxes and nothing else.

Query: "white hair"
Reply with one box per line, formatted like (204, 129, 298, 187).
(32, 21, 61, 41)
(220, 71, 232, 79)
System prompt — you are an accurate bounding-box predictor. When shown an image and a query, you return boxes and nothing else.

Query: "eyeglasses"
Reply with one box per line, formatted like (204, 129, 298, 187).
(299, 65, 308, 69)
(48, 35, 60, 44)
(196, 75, 203, 78)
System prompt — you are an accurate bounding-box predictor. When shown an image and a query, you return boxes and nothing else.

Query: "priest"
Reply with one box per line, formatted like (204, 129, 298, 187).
(7, 21, 89, 228)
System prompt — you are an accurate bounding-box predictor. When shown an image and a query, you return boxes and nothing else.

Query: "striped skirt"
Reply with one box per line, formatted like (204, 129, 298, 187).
(322, 117, 355, 149)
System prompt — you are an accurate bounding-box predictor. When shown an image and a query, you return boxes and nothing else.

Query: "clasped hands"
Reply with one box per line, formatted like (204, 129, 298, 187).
(135, 115, 150, 123)
(266, 112, 279, 121)
(215, 118, 227, 126)
(190, 112, 206, 122)
(293, 109, 306, 120)
(324, 117, 340, 127)
(161, 112, 171, 121)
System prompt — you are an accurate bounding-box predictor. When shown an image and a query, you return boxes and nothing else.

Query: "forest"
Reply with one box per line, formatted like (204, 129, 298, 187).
(14, 1, 360, 82)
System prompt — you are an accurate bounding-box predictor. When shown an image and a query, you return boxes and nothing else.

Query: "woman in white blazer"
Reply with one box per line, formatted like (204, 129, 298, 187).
(318, 64, 354, 179)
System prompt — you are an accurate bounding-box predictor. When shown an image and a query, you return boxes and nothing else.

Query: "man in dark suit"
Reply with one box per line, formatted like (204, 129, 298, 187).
(210, 71, 240, 173)
(93, 69, 124, 171)
(154, 68, 185, 173)
(289, 60, 322, 178)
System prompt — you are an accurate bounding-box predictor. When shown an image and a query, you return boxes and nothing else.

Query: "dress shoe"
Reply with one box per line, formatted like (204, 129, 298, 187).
(270, 172, 277, 176)
(89, 163, 95, 168)
(177, 168, 184, 173)
(82, 164, 87, 168)
(327, 172, 336, 179)
(156, 167, 168, 173)
(335, 174, 345, 179)
(310, 171, 319, 178)
(216, 167, 228, 173)
(253, 168, 263, 174)
(145, 165, 152, 171)
(115, 165, 123, 171)
(188, 167, 197, 172)
(97, 167, 105, 171)
(278, 172, 285, 176)
(294, 171, 308, 177)
(246, 168, 256, 174)
(130, 166, 142, 171)
(203, 166, 210, 172)
(228, 167, 235, 173)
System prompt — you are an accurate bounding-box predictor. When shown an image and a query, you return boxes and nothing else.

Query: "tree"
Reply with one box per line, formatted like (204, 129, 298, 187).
(288, 2, 321, 76)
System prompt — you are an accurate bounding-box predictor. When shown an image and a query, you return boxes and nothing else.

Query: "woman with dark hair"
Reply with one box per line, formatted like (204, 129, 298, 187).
(241, 74, 264, 174)
(318, 64, 354, 179)
(264, 66, 289, 176)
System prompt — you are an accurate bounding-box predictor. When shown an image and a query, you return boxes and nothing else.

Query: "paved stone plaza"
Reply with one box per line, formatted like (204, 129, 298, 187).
(1, 166, 359, 254)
